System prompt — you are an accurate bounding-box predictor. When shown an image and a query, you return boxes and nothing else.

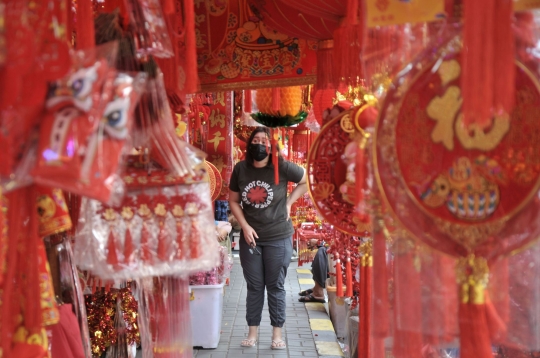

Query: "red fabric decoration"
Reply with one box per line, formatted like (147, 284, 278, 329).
(1, 191, 21, 356)
(244, 90, 252, 113)
(462, 0, 514, 129)
(393, 246, 422, 358)
(76, 0, 96, 49)
(372, 216, 389, 339)
(163, 0, 175, 14)
(459, 303, 492, 358)
(183, 0, 199, 93)
(316, 40, 337, 89)
(140, 224, 153, 263)
(345, 251, 353, 297)
(50, 304, 85, 358)
(124, 229, 134, 265)
(359, 257, 372, 358)
(312, 88, 335, 126)
(272, 128, 279, 185)
(157, 225, 170, 262)
(333, 0, 363, 85)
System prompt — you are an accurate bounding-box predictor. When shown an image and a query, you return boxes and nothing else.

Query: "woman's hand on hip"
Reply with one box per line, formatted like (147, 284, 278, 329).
(242, 225, 259, 246)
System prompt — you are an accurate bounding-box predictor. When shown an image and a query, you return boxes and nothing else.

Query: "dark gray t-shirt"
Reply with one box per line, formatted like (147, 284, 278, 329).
(229, 159, 304, 241)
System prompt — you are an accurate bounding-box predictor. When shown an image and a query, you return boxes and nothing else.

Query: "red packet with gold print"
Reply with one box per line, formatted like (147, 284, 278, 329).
(35, 186, 72, 237)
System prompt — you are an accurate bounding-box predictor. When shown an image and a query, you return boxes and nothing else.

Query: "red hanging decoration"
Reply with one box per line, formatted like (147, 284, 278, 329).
(140, 223, 153, 263)
(272, 128, 279, 185)
(106, 231, 119, 268)
(335, 253, 343, 297)
(316, 40, 337, 89)
(124, 229, 134, 265)
(392, 239, 422, 358)
(162, 0, 175, 14)
(183, 0, 199, 93)
(345, 251, 353, 297)
(244, 90, 252, 113)
(333, 0, 363, 85)
(372, 213, 389, 343)
(354, 106, 377, 222)
(461, 0, 514, 129)
(76, 0, 96, 49)
(359, 245, 373, 358)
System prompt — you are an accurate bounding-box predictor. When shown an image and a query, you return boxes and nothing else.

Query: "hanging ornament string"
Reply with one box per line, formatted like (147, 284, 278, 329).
(272, 128, 279, 185)
(462, 0, 514, 129)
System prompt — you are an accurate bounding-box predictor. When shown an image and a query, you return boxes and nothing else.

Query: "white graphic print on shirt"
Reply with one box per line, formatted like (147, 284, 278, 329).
(242, 180, 274, 209)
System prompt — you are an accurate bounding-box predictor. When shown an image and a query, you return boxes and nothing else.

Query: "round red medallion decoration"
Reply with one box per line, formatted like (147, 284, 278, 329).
(307, 108, 371, 237)
(375, 50, 540, 259)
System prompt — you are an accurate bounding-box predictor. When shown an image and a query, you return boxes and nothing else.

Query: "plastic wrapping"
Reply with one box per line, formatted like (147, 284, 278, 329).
(134, 276, 192, 358)
(369, 14, 540, 358)
(133, 71, 205, 179)
(45, 236, 92, 358)
(74, 181, 220, 280)
(33, 70, 147, 206)
(125, 0, 174, 58)
(84, 286, 140, 357)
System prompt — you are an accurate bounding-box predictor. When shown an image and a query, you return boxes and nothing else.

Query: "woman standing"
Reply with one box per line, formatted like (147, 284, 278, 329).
(229, 127, 307, 350)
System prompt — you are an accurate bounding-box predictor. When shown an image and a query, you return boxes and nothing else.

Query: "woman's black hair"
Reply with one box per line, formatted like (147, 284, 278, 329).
(245, 126, 282, 167)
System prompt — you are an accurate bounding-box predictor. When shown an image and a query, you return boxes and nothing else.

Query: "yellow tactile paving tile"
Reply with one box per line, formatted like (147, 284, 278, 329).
(304, 302, 326, 312)
(296, 268, 312, 274)
(299, 278, 315, 285)
(309, 318, 335, 331)
(315, 341, 345, 356)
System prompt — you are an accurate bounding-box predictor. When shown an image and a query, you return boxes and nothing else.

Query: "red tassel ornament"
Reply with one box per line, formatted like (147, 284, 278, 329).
(462, 0, 514, 129)
(183, 0, 199, 93)
(359, 244, 373, 358)
(335, 253, 344, 297)
(140, 223, 153, 263)
(244, 90, 252, 113)
(75, 0, 96, 49)
(345, 251, 353, 297)
(456, 255, 493, 358)
(272, 128, 279, 185)
(106, 231, 120, 268)
(124, 229, 134, 265)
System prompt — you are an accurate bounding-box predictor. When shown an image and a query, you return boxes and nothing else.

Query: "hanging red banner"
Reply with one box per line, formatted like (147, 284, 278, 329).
(203, 92, 234, 200)
(195, 0, 317, 92)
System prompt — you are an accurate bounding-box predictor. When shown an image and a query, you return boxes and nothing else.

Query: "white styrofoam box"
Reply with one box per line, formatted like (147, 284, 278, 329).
(326, 278, 349, 339)
(190, 281, 225, 348)
(232, 232, 240, 251)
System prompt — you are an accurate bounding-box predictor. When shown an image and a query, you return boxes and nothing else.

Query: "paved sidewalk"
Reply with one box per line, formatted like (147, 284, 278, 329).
(193, 256, 344, 358)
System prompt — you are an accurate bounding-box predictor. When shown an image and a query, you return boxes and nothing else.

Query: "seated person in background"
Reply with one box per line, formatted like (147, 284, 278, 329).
(298, 238, 328, 303)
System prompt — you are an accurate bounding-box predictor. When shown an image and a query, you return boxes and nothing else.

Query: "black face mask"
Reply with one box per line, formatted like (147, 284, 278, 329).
(248, 143, 269, 162)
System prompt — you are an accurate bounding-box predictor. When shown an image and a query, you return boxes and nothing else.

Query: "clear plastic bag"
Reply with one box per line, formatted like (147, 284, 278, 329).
(125, 0, 174, 58)
(74, 181, 220, 280)
(133, 276, 192, 358)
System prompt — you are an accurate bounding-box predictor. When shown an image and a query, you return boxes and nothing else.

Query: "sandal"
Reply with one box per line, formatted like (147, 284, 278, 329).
(240, 338, 257, 347)
(298, 293, 326, 303)
(298, 288, 313, 296)
(271, 339, 286, 350)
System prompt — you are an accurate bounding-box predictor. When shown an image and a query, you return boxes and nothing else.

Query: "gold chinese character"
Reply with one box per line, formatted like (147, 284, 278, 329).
(208, 131, 226, 151)
(209, 109, 226, 128)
